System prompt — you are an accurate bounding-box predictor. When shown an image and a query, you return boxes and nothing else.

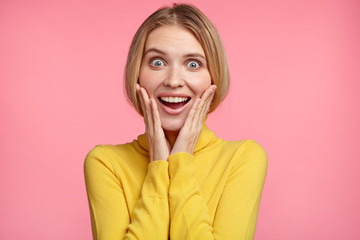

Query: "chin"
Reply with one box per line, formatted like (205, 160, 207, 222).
(161, 117, 186, 132)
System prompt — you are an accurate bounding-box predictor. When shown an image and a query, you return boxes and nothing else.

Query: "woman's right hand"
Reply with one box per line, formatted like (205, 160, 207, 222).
(136, 84, 170, 162)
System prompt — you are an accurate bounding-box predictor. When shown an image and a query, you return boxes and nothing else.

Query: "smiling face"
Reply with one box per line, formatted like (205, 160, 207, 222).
(139, 25, 212, 132)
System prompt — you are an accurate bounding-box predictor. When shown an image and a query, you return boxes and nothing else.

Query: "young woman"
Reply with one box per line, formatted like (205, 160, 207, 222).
(84, 3, 267, 240)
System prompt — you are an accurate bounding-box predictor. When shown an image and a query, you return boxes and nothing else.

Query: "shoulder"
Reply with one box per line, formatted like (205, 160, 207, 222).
(84, 142, 134, 169)
(84, 141, 148, 177)
(238, 140, 267, 160)
(223, 139, 268, 174)
(221, 139, 266, 157)
(83, 145, 116, 174)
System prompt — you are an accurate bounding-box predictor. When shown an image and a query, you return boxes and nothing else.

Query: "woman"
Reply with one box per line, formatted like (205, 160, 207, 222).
(84, 3, 267, 240)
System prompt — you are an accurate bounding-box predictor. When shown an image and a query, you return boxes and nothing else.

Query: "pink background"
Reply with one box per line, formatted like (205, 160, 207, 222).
(1, 0, 359, 239)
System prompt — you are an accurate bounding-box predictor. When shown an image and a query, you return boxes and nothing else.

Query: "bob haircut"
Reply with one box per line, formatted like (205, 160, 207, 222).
(124, 3, 229, 115)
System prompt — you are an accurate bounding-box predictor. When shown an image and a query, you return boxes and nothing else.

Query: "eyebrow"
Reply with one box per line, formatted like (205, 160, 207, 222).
(144, 48, 166, 56)
(144, 48, 206, 60)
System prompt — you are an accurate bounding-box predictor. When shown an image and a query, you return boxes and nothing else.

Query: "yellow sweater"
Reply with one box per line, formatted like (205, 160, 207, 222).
(84, 124, 267, 240)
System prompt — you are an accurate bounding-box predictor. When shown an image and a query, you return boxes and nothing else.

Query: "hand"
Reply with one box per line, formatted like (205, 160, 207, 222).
(170, 85, 217, 155)
(136, 84, 170, 162)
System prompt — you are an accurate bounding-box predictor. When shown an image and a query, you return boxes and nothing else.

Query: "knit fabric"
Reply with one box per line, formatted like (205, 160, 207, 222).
(84, 124, 268, 240)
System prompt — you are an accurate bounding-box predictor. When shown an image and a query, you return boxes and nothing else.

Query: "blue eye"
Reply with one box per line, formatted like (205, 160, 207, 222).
(151, 59, 164, 67)
(187, 61, 200, 69)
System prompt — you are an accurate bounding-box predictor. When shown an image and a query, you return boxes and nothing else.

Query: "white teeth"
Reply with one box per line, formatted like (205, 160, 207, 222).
(160, 97, 189, 103)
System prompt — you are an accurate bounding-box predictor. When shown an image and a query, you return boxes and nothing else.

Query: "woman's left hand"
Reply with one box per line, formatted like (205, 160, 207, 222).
(171, 85, 217, 155)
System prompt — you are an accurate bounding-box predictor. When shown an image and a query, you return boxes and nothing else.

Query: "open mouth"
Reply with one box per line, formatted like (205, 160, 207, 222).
(158, 96, 191, 109)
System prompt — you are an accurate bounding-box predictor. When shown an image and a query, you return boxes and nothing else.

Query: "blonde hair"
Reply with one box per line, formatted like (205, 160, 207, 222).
(124, 3, 229, 115)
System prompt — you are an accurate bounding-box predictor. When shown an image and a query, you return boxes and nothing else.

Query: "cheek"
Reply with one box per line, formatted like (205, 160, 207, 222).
(188, 73, 212, 97)
(138, 68, 157, 95)
(138, 66, 148, 85)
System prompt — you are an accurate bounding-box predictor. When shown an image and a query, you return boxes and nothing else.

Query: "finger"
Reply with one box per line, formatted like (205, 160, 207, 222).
(201, 85, 217, 103)
(200, 86, 216, 118)
(139, 86, 154, 133)
(150, 98, 171, 161)
(141, 88, 153, 131)
(194, 85, 217, 126)
(136, 84, 147, 118)
(198, 91, 215, 129)
(137, 86, 147, 120)
(184, 98, 201, 129)
(150, 98, 162, 131)
(197, 85, 216, 114)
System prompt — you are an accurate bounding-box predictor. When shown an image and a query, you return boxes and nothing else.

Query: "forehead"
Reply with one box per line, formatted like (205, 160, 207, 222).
(144, 25, 205, 55)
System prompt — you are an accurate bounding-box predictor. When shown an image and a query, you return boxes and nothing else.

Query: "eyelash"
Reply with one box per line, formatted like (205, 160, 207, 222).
(150, 58, 165, 67)
(186, 60, 201, 69)
(149, 57, 202, 70)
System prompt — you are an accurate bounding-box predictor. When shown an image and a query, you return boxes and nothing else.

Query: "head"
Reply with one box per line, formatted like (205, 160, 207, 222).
(124, 3, 230, 116)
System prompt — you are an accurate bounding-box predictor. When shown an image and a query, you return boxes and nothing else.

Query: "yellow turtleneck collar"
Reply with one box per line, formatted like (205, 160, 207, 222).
(137, 122, 217, 153)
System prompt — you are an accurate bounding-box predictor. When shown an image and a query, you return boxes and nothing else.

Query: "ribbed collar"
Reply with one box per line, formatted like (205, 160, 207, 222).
(137, 122, 216, 153)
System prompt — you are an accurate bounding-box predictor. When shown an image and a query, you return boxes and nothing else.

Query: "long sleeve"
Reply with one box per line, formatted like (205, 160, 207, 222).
(168, 152, 213, 239)
(84, 145, 170, 240)
(84, 126, 267, 240)
(168, 140, 268, 240)
(212, 140, 268, 239)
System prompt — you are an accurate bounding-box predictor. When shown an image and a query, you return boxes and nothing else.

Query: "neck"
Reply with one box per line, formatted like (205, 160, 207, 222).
(164, 130, 179, 148)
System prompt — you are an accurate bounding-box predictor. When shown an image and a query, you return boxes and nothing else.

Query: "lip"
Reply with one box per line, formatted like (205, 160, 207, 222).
(157, 92, 192, 115)
(157, 92, 191, 98)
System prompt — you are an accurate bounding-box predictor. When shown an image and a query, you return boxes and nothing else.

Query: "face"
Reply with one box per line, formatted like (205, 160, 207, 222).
(139, 25, 212, 132)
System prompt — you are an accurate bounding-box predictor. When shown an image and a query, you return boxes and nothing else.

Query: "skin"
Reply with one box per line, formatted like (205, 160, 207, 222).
(136, 25, 217, 162)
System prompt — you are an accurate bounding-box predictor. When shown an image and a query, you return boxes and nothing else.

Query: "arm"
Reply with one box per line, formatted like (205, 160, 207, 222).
(168, 85, 215, 239)
(168, 152, 213, 240)
(168, 140, 268, 240)
(84, 83, 174, 239)
(84, 146, 170, 240)
(212, 140, 268, 239)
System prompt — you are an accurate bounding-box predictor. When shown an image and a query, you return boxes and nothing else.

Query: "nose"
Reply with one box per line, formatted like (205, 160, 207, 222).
(163, 66, 185, 88)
